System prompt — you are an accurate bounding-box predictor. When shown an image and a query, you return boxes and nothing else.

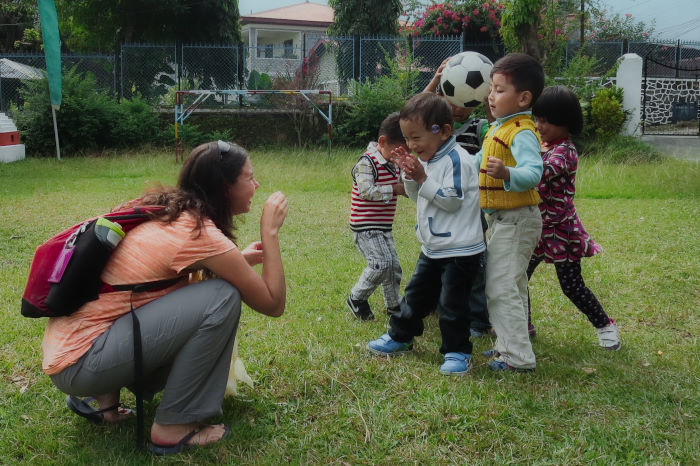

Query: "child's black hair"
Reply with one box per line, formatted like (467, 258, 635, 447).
(378, 112, 404, 144)
(400, 92, 452, 129)
(491, 53, 545, 105)
(532, 85, 584, 135)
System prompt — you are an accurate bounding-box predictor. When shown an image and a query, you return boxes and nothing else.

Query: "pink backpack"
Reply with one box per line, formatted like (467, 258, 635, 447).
(21, 205, 180, 318)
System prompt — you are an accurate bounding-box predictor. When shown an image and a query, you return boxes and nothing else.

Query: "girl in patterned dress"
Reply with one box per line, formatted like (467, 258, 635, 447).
(527, 86, 620, 350)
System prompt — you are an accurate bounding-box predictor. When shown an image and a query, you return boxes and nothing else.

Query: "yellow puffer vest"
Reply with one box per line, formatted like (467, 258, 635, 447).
(479, 114, 541, 210)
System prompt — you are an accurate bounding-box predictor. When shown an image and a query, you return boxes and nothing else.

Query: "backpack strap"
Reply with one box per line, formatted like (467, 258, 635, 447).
(122, 276, 185, 450)
(130, 300, 145, 450)
(106, 277, 186, 293)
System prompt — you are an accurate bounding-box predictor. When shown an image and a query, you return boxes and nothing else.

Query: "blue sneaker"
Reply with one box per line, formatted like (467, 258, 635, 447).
(439, 352, 472, 376)
(487, 357, 534, 372)
(482, 349, 500, 358)
(366, 333, 413, 356)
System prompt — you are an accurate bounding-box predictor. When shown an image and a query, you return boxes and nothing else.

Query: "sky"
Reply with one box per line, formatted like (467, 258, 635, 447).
(237, 0, 700, 42)
(238, 0, 328, 16)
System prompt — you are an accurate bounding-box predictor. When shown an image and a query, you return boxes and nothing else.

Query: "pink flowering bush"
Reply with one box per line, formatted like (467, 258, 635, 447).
(400, 0, 502, 41)
(586, 10, 654, 41)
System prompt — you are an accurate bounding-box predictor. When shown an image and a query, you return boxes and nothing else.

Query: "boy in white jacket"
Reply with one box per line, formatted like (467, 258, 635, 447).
(366, 93, 485, 376)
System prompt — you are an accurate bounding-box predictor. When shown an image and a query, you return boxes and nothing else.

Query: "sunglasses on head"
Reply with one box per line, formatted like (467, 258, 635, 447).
(217, 140, 231, 160)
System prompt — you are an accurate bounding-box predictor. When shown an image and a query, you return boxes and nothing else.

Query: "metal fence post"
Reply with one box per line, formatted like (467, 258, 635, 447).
(115, 41, 121, 102)
(0, 61, 4, 112)
(177, 41, 183, 92)
(354, 35, 360, 81)
(642, 56, 647, 134)
(120, 45, 124, 100)
(407, 35, 413, 93)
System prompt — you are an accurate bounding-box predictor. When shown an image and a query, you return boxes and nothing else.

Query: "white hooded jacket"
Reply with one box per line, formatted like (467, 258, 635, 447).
(403, 137, 485, 259)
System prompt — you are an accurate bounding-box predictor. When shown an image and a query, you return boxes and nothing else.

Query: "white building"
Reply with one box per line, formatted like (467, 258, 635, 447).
(241, 1, 335, 85)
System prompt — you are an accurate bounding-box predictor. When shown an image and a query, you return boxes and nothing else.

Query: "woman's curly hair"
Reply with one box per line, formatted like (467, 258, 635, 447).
(115, 141, 248, 243)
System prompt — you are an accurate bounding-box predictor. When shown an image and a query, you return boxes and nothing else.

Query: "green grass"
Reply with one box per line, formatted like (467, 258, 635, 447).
(1, 146, 698, 464)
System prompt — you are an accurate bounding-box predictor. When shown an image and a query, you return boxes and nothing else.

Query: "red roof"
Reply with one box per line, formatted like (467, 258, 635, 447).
(241, 2, 334, 28)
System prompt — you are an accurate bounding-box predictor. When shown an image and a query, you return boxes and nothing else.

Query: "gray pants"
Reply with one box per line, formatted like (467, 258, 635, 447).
(486, 205, 542, 369)
(51, 279, 241, 425)
(350, 229, 402, 309)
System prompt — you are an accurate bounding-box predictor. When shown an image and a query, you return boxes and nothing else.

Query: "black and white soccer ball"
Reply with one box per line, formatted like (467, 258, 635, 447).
(439, 51, 493, 108)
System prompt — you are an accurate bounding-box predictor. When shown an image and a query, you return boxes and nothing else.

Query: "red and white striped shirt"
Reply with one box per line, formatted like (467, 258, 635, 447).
(349, 143, 400, 232)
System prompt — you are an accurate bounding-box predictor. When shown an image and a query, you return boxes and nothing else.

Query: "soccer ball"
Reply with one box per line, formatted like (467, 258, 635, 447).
(439, 52, 493, 108)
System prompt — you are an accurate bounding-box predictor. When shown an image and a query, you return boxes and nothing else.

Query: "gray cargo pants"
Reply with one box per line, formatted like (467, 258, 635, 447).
(50, 278, 241, 425)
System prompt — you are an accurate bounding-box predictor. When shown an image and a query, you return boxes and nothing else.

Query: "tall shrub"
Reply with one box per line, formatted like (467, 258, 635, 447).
(590, 86, 625, 140)
(15, 67, 161, 156)
(335, 76, 407, 146)
(336, 51, 419, 146)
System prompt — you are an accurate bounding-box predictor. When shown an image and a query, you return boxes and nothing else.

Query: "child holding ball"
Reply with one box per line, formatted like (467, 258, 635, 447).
(424, 55, 494, 337)
(528, 85, 621, 350)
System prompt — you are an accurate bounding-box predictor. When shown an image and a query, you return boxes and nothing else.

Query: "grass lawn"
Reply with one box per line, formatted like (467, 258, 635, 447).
(1, 146, 698, 464)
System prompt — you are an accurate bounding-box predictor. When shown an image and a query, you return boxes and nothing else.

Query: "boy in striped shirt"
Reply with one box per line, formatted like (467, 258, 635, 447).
(347, 112, 407, 321)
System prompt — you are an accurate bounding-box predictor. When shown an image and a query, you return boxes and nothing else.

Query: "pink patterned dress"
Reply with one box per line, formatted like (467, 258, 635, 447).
(532, 138, 602, 263)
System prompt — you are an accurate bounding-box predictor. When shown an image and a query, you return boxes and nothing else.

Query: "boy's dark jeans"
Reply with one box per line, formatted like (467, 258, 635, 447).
(389, 252, 482, 355)
(469, 211, 491, 330)
(468, 252, 490, 330)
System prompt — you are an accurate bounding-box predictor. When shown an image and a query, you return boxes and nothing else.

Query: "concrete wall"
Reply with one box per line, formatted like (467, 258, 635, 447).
(617, 54, 643, 136)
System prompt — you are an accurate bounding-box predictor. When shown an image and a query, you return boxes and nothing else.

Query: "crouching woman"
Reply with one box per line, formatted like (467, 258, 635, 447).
(41, 141, 288, 454)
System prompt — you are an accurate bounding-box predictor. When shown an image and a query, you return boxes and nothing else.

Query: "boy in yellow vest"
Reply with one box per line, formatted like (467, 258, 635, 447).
(476, 53, 544, 371)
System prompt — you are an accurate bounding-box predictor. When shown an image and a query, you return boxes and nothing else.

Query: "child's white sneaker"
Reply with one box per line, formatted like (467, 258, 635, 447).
(596, 319, 621, 351)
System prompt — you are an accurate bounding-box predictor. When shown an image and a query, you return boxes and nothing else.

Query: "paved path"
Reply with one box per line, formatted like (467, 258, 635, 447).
(641, 135, 700, 160)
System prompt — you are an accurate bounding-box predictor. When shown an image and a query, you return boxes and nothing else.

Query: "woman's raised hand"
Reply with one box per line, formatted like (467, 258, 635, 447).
(241, 241, 263, 266)
(261, 191, 288, 236)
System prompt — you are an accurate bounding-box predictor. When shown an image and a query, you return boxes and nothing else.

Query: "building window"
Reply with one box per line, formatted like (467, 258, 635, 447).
(283, 39, 294, 59)
(264, 44, 273, 58)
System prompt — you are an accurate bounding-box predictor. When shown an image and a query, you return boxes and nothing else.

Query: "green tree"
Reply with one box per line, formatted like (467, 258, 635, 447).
(56, 0, 242, 52)
(328, 0, 403, 35)
(327, 0, 403, 87)
(500, 0, 544, 61)
(54, 1, 244, 101)
(500, 0, 584, 71)
(0, 0, 39, 52)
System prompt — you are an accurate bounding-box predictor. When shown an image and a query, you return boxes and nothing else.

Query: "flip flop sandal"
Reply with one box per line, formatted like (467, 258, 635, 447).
(149, 425, 230, 456)
(65, 395, 133, 424)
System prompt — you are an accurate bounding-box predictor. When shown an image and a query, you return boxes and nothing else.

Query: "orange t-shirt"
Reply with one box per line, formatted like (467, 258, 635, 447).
(41, 212, 236, 375)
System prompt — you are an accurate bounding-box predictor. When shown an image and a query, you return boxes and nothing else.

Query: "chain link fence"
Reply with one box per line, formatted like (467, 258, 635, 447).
(182, 44, 240, 90)
(1, 37, 698, 112)
(564, 40, 700, 78)
(304, 34, 354, 96)
(119, 43, 176, 103)
(0, 53, 114, 112)
(411, 35, 462, 92)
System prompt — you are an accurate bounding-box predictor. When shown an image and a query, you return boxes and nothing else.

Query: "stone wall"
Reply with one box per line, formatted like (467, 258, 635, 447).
(643, 77, 699, 125)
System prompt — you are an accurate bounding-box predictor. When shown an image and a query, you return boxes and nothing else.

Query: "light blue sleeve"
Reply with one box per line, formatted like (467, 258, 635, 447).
(474, 148, 483, 172)
(504, 129, 543, 192)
